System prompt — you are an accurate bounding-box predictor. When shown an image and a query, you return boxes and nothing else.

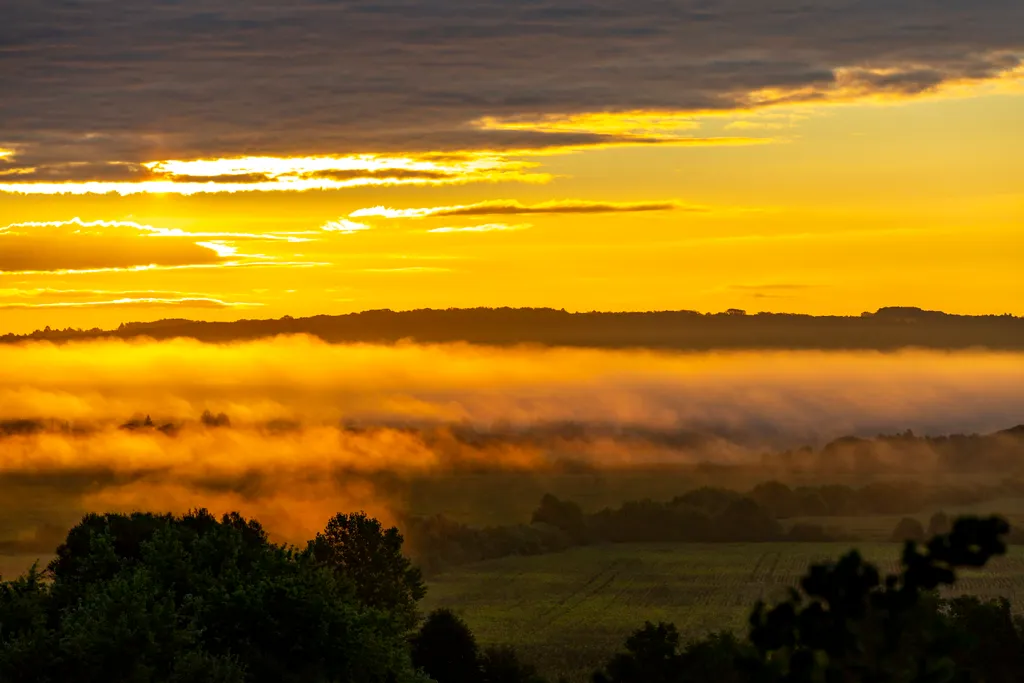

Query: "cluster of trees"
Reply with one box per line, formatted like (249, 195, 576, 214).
(542, 491, 792, 544)
(403, 491, 823, 573)
(402, 477, 1024, 573)
(779, 427, 1024, 475)
(402, 514, 576, 575)
(741, 479, 1024, 518)
(0, 510, 430, 683)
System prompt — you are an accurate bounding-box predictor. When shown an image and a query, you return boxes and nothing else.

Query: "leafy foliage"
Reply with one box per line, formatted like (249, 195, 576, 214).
(308, 511, 427, 633)
(0, 510, 426, 683)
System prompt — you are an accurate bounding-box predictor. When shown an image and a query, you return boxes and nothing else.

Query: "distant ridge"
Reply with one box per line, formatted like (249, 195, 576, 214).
(3, 306, 1023, 350)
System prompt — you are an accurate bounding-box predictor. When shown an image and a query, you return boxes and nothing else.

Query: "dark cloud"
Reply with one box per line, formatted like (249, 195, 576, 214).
(436, 200, 686, 216)
(352, 199, 692, 218)
(304, 169, 457, 182)
(0, 0, 1020, 174)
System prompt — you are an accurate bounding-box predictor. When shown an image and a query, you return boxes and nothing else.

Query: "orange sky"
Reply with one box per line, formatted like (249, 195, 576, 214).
(1, 3, 1022, 334)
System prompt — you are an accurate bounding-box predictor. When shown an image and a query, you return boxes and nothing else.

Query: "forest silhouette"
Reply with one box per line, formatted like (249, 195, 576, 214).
(4, 306, 1024, 350)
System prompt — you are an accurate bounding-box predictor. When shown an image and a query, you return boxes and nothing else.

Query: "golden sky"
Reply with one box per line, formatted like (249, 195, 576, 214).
(1, 1, 1022, 334)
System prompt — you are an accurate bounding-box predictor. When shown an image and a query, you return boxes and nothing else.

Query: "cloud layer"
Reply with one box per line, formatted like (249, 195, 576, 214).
(1, 0, 1020, 182)
(1, 337, 1023, 549)
(3, 336, 1023, 444)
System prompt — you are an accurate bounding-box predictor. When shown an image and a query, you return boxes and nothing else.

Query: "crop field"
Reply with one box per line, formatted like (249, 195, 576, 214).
(423, 542, 1024, 682)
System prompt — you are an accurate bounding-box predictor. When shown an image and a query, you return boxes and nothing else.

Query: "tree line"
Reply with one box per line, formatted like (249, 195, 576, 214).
(5, 306, 1024, 350)
(402, 481, 1024, 573)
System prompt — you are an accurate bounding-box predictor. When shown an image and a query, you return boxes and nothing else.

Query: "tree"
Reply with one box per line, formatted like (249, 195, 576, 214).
(715, 498, 783, 541)
(479, 645, 547, 683)
(749, 481, 802, 519)
(200, 409, 231, 427)
(592, 622, 683, 683)
(927, 510, 951, 537)
(412, 608, 481, 683)
(308, 511, 426, 632)
(531, 494, 589, 544)
(891, 516, 926, 542)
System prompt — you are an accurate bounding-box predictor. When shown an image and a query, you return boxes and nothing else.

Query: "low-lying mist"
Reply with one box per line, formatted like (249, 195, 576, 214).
(1, 335, 1023, 557)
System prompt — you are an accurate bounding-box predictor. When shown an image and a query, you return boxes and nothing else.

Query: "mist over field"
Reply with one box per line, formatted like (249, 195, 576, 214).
(0, 335, 1022, 554)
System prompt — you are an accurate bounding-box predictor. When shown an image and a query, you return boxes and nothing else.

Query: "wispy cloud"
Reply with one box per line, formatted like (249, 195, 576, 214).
(351, 199, 696, 219)
(0, 297, 262, 310)
(1, 217, 315, 243)
(427, 223, 531, 234)
(357, 267, 452, 274)
(321, 218, 372, 234)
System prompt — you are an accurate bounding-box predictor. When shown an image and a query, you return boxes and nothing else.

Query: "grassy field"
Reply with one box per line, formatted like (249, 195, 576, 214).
(423, 541, 1024, 682)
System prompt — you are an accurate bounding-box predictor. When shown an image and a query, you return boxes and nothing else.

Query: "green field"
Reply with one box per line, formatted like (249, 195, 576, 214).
(423, 541, 1024, 682)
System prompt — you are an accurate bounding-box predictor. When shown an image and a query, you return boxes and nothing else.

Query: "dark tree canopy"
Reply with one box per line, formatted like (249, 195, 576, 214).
(308, 511, 426, 632)
(0, 509, 426, 683)
(412, 608, 481, 683)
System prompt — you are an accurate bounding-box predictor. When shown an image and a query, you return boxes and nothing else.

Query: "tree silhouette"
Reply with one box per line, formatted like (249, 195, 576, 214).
(531, 494, 589, 543)
(891, 516, 926, 542)
(308, 511, 426, 632)
(927, 511, 951, 537)
(411, 608, 481, 683)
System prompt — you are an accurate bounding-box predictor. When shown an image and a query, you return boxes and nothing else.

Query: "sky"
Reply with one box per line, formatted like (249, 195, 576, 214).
(1, 0, 1022, 334)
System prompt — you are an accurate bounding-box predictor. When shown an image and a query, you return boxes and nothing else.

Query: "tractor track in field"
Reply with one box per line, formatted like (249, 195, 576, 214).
(749, 551, 781, 582)
(534, 560, 627, 630)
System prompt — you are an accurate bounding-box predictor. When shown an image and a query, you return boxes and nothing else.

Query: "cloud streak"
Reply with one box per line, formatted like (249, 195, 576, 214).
(0, 297, 262, 310)
(351, 199, 694, 219)
(427, 223, 531, 234)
